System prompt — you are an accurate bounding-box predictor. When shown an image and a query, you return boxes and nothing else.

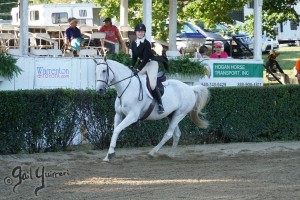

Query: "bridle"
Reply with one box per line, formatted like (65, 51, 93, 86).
(95, 59, 142, 99)
(95, 60, 112, 87)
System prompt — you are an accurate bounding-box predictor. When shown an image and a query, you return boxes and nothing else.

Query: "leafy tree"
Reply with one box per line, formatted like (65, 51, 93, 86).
(0, 1, 18, 20)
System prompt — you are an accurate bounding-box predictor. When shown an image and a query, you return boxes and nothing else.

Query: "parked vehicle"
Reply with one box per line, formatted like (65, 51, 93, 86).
(182, 22, 253, 58)
(202, 21, 279, 53)
(261, 35, 279, 53)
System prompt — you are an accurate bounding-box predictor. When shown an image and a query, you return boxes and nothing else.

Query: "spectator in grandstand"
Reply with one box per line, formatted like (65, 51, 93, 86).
(64, 17, 84, 56)
(196, 45, 209, 58)
(210, 42, 228, 58)
(98, 17, 122, 54)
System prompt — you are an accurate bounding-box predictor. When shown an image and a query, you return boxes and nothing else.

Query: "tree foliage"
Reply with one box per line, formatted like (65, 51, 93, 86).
(0, 1, 18, 20)
(244, 0, 300, 38)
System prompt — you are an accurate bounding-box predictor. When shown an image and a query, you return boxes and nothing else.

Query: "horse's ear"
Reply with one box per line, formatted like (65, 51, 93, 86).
(104, 56, 107, 62)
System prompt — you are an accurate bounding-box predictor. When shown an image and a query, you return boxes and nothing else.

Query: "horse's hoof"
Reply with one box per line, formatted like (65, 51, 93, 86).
(108, 152, 116, 160)
(168, 154, 176, 158)
(147, 153, 154, 159)
(103, 157, 110, 162)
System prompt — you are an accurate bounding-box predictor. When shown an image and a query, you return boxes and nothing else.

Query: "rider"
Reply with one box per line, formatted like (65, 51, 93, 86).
(130, 23, 167, 114)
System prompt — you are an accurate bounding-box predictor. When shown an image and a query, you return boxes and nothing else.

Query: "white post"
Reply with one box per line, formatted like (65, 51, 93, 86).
(120, 0, 129, 27)
(19, 0, 29, 56)
(143, 0, 152, 42)
(168, 0, 178, 51)
(253, 0, 263, 60)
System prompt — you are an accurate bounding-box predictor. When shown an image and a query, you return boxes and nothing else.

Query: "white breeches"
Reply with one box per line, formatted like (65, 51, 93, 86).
(139, 61, 158, 90)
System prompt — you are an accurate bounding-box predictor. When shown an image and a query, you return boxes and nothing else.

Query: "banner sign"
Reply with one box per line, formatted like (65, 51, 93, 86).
(198, 61, 263, 87)
(34, 58, 72, 88)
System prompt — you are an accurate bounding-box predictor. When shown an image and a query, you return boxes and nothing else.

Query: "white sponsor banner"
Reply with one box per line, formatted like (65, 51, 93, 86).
(34, 58, 73, 88)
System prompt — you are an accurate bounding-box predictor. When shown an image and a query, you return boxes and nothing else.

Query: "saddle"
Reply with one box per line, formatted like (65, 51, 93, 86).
(146, 71, 166, 96)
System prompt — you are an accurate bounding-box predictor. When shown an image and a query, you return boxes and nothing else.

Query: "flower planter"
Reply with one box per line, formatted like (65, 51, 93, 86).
(168, 73, 201, 84)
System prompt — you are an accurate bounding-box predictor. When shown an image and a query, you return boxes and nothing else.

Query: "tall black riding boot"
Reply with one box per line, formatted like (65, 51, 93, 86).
(152, 87, 165, 114)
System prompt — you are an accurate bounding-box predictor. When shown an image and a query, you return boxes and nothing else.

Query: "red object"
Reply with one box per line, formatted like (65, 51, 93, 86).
(210, 51, 228, 58)
(98, 25, 120, 43)
(295, 59, 300, 71)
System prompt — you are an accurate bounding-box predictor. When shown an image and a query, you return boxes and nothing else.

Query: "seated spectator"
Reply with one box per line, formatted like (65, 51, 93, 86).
(266, 50, 290, 84)
(196, 45, 209, 58)
(295, 58, 300, 84)
(98, 18, 122, 54)
(64, 18, 84, 56)
(210, 42, 228, 58)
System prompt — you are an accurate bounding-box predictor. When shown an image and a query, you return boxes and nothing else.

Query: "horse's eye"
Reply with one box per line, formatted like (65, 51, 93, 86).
(102, 70, 106, 73)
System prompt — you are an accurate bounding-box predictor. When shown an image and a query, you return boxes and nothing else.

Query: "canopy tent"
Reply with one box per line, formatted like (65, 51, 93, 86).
(179, 33, 206, 39)
(19, 0, 262, 60)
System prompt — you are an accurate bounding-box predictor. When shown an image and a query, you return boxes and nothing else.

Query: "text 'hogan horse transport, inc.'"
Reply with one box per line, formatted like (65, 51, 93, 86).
(213, 63, 262, 78)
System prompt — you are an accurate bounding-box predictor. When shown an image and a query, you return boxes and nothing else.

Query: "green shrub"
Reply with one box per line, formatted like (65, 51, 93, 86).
(108, 53, 207, 76)
(107, 52, 131, 66)
(168, 56, 207, 76)
(0, 53, 22, 80)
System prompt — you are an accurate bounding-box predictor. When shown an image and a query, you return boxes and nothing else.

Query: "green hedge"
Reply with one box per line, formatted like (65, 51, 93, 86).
(0, 85, 299, 154)
(203, 85, 300, 142)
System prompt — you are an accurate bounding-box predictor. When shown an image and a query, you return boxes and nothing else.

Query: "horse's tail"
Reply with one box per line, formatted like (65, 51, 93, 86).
(189, 85, 210, 129)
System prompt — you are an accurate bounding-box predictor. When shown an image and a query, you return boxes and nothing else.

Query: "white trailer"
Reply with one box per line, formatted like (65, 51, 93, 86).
(11, 3, 102, 27)
(244, 2, 300, 46)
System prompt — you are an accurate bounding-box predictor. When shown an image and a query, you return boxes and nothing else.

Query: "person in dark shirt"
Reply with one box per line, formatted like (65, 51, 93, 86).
(266, 50, 284, 73)
(130, 23, 167, 114)
(265, 50, 290, 84)
(64, 18, 83, 56)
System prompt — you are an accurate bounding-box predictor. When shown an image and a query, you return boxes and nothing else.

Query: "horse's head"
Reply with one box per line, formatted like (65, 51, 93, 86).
(94, 58, 114, 94)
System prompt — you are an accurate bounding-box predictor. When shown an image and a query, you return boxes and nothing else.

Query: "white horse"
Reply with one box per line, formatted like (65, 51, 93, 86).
(95, 58, 210, 162)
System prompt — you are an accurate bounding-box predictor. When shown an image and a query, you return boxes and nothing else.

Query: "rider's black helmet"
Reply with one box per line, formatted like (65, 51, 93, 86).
(134, 24, 146, 32)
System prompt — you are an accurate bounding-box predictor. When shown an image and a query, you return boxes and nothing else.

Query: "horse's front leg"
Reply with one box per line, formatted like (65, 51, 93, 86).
(103, 113, 138, 162)
(114, 112, 123, 130)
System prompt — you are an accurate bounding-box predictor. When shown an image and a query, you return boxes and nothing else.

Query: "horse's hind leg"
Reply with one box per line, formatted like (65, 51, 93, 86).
(169, 126, 181, 157)
(148, 113, 185, 157)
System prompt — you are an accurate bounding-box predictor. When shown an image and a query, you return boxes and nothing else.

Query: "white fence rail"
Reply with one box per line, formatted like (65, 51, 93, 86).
(0, 56, 264, 90)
